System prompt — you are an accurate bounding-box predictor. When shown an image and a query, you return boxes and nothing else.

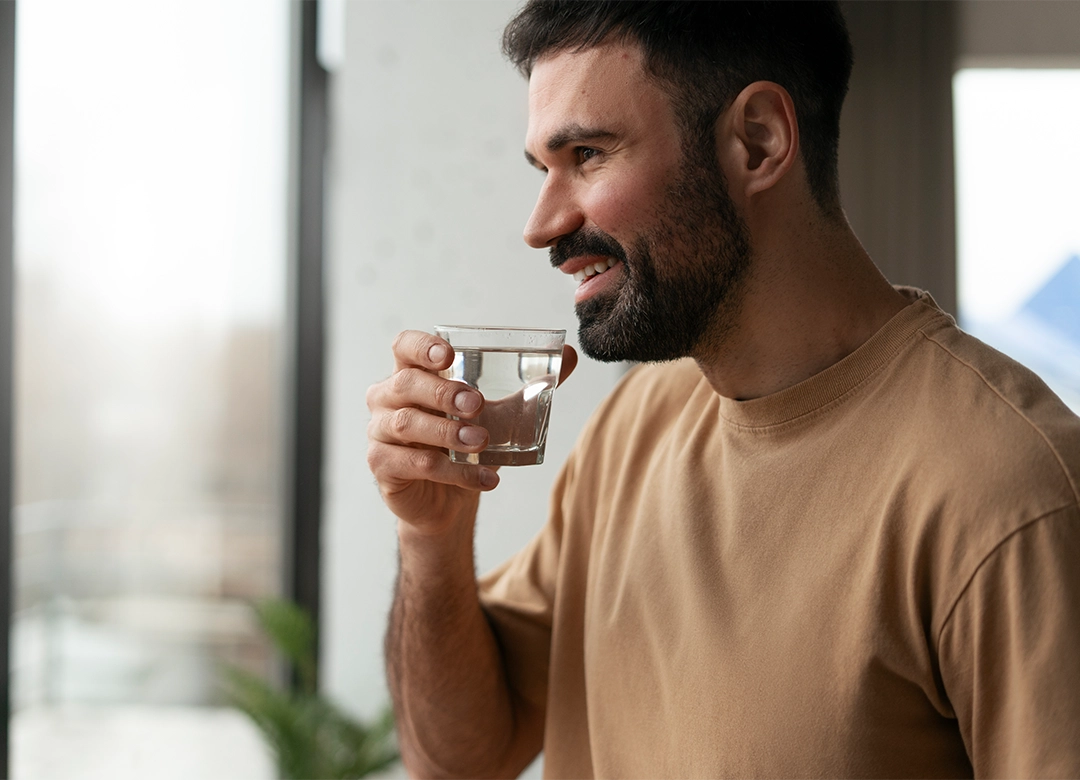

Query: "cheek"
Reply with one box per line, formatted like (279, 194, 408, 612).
(582, 167, 673, 237)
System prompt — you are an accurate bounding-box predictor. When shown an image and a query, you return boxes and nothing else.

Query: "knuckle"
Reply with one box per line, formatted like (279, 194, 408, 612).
(407, 448, 440, 476)
(433, 417, 454, 445)
(441, 417, 466, 444)
(365, 381, 382, 411)
(389, 407, 414, 438)
(367, 442, 392, 478)
(432, 379, 459, 409)
(365, 443, 382, 472)
(392, 329, 429, 361)
(390, 330, 410, 355)
(390, 369, 415, 397)
(458, 465, 482, 489)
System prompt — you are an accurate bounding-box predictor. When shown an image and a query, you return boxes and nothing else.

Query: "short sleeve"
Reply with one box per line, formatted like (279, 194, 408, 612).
(938, 504, 1080, 779)
(478, 454, 576, 712)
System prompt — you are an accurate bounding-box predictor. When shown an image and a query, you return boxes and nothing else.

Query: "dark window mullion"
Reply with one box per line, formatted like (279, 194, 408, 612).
(285, 0, 327, 688)
(0, 2, 16, 775)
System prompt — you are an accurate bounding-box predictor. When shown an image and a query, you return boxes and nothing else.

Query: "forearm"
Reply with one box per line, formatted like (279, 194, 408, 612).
(386, 512, 531, 778)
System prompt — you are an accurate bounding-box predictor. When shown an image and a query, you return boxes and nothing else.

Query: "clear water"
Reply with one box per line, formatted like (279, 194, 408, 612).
(442, 347, 562, 466)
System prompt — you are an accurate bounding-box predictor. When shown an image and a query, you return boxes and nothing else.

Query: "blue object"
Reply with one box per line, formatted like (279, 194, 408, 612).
(1021, 254, 1080, 346)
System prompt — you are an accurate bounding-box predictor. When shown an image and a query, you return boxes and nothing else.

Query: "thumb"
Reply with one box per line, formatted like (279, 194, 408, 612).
(557, 344, 579, 387)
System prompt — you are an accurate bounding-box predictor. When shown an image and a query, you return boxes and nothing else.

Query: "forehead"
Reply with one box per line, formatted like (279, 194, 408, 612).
(525, 42, 676, 150)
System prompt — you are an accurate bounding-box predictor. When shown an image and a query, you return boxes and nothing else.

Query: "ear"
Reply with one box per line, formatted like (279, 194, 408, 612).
(718, 81, 799, 199)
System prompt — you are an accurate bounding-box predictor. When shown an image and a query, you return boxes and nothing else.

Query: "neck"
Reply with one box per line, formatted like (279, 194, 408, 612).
(692, 209, 908, 401)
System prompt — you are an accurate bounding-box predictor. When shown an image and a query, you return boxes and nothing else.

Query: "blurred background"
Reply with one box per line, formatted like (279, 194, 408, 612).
(0, 1, 1077, 778)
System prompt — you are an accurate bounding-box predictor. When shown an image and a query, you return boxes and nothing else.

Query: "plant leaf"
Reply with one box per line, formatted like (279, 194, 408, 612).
(222, 600, 400, 778)
(254, 598, 317, 694)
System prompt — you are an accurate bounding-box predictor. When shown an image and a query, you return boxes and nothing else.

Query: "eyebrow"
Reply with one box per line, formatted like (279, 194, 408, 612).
(524, 123, 618, 167)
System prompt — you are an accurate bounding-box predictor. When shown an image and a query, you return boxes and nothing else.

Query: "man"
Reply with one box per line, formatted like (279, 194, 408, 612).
(367, 2, 1080, 777)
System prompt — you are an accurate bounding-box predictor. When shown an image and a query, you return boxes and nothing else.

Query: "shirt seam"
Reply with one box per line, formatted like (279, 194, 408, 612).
(919, 330, 1080, 505)
(933, 503, 1079, 655)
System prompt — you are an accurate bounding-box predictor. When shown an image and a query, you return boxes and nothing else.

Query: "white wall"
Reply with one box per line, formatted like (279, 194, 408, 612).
(321, 0, 625, 734)
(321, 0, 1080, 758)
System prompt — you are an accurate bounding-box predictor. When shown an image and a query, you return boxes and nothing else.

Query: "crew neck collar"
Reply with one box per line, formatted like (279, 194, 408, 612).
(715, 288, 950, 429)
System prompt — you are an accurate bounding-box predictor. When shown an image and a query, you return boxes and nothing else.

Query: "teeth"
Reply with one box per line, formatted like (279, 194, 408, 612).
(572, 258, 619, 284)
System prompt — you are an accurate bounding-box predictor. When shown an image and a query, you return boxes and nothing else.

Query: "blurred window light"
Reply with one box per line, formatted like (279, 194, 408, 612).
(11, 1, 289, 777)
(955, 68, 1080, 411)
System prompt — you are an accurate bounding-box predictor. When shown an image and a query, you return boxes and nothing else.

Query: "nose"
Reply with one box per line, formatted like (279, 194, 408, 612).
(523, 174, 584, 249)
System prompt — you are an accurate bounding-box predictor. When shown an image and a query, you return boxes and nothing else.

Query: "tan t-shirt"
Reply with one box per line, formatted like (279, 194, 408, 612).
(479, 290, 1080, 779)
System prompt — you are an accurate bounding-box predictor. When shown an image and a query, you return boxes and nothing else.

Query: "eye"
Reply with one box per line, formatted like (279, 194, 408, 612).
(576, 146, 600, 164)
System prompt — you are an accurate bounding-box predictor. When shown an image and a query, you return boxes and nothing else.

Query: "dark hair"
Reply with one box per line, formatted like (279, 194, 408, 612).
(503, 1, 853, 214)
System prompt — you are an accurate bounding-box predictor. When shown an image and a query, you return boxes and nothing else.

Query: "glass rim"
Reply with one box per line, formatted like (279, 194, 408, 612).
(433, 325, 566, 335)
(433, 325, 566, 350)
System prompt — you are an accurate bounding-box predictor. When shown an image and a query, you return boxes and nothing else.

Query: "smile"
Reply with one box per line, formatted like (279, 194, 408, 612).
(573, 257, 618, 283)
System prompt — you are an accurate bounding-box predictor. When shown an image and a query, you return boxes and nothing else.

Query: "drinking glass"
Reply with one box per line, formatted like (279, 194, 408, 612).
(434, 325, 565, 466)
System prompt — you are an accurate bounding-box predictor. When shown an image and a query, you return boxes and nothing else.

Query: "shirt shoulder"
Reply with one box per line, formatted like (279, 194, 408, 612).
(911, 317, 1080, 509)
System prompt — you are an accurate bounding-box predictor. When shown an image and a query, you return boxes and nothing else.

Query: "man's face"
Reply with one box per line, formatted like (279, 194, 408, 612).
(524, 42, 751, 363)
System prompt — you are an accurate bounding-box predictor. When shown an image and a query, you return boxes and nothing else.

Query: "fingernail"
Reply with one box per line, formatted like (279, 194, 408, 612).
(479, 468, 499, 488)
(428, 344, 449, 364)
(454, 390, 481, 413)
(458, 426, 486, 447)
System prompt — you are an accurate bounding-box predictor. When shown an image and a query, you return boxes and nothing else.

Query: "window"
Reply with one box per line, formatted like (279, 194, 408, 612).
(954, 68, 1080, 411)
(11, 1, 290, 776)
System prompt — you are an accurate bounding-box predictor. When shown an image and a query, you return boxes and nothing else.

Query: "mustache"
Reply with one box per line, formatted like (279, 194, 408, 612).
(549, 228, 629, 270)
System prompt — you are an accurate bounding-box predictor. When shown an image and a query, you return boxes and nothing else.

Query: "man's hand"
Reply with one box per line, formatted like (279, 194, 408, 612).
(373, 330, 575, 777)
(366, 329, 577, 533)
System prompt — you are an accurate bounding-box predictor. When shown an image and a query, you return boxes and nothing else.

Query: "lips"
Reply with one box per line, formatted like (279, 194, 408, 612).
(570, 258, 623, 303)
(573, 256, 618, 282)
(549, 230, 628, 302)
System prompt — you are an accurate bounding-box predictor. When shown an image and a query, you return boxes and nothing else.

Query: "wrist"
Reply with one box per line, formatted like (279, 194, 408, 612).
(397, 511, 476, 570)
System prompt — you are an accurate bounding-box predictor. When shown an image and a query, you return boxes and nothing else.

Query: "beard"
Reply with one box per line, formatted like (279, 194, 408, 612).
(550, 145, 752, 363)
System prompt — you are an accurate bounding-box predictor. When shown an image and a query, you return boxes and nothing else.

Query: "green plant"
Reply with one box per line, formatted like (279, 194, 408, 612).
(223, 599, 399, 779)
